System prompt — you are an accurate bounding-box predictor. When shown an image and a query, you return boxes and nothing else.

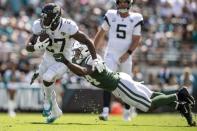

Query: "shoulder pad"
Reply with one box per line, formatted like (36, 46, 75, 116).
(32, 19, 42, 35)
(130, 13, 143, 27)
(61, 18, 79, 35)
(105, 9, 117, 17)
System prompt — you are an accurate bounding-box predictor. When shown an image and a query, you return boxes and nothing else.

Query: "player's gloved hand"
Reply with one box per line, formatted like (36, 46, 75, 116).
(53, 53, 66, 63)
(34, 36, 50, 50)
(92, 58, 105, 73)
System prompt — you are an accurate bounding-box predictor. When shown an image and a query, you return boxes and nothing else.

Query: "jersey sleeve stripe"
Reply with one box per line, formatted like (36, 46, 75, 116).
(84, 55, 92, 64)
(134, 20, 143, 27)
(119, 81, 151, 104)
(104, 16, 110, 27)
(58, 19, 63, 30)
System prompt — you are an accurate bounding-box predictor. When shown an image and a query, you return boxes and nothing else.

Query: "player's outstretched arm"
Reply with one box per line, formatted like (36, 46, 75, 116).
(53, 53, 93, 76)
(71, 31, 97, 60)
(71, 31, 104, 73)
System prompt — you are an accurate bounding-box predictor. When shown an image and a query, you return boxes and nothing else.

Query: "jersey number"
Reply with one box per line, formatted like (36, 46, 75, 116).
(85, 75, 100, 86)
(116, 24, 126, 39)
(54, 38, 66, 52)
(47, 38, 66, 53)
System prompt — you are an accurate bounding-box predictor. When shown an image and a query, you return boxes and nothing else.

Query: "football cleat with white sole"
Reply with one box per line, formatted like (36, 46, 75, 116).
(8, 111, 16, 118)
(99, 112, 109, 121)
(46, 108, 62, 124)
(177, 102, 196, 126)
(42, 101, 52, 117)
(123, 109, 131, 121)
(123, 107, 137, 121)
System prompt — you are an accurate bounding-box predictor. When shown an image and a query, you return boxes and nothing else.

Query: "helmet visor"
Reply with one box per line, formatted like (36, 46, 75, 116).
(41, 12, 57, 29)
(116, 0, 131, 13)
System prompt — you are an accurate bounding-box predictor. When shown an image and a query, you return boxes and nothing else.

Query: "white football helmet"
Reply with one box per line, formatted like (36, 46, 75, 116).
(72, 42, 90, 64)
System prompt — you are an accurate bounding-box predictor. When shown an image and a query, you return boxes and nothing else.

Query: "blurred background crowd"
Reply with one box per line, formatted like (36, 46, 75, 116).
(0, 0, 197, 113)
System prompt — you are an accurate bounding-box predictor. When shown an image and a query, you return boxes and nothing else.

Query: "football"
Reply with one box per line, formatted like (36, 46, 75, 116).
(29, 33, 50, 45)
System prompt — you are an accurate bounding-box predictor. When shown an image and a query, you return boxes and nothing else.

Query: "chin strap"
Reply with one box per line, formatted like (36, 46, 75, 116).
(118, 8, 129, 13)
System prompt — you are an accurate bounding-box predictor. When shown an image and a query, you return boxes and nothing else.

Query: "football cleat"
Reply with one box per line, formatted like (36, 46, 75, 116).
(177, 87, 195, 106)
(42, 101, 52, 117)
(123, 111, 131, 121)
(123, 108, 137, 121)
(8, 111, 16, 118)
(99, 112, 109, 121)
(46, 108, 62, 124)
(177, 102, 196, 126)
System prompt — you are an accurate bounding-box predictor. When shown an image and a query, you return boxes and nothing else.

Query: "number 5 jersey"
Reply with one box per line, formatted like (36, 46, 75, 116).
(101, 9, 143, 60)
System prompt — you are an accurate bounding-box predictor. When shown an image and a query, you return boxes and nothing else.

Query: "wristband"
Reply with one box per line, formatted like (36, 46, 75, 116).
(63, 59, 69, 65)
(127, 50, 132, 55)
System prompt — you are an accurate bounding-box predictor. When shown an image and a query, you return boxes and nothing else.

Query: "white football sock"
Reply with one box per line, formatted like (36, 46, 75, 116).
(103, 107, 109, 114)
(8, 99, 16, 117)
(42, 83, 61, 113)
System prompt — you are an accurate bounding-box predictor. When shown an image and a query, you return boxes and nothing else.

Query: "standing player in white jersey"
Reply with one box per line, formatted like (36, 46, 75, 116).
(26, 3, 104, 123)
(94, 0, 143, 121)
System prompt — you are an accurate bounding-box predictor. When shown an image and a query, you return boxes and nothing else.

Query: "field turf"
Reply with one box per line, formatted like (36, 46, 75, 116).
(0, 113, 196, 131)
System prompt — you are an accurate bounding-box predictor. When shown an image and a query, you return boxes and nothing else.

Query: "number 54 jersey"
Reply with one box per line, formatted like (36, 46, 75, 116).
(102, 9, 143, 59)
(32, 18, 78, 80)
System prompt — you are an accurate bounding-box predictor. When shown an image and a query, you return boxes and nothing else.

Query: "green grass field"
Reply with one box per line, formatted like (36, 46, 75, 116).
(0, 113, 197, 131)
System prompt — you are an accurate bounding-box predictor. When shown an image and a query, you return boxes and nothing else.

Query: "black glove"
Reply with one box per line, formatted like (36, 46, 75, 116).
(53, 53, 66, 63)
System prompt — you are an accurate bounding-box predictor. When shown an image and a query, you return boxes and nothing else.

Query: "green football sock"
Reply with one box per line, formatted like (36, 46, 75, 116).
(151, 92, 178, 110)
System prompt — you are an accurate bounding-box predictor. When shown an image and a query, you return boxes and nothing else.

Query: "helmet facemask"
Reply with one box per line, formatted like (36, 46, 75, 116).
(40, 3, 61, 29)
(116, 0, 133, 13)
(72, 43, 90, 64)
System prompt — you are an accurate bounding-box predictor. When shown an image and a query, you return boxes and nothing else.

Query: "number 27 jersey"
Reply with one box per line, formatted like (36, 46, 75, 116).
(102, 10, 143, 57)
(32, 17, 78, 61)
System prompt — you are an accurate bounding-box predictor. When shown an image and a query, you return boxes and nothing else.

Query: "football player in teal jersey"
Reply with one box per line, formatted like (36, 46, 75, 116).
(52, 43, 196, 126)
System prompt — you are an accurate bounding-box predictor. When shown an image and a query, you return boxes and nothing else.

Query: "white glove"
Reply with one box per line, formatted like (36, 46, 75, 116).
(34, 36, 50, 51)
(92, 58, 105, 73)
